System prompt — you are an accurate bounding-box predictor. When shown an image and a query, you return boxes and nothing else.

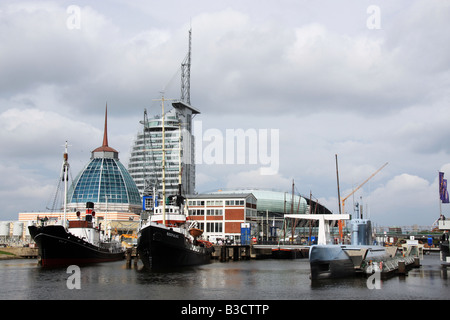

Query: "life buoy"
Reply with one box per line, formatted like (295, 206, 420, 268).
(197, 240, 213, 248)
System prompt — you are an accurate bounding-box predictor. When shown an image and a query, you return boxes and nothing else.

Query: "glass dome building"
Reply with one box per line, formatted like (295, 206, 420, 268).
(67, 107, 141, 213)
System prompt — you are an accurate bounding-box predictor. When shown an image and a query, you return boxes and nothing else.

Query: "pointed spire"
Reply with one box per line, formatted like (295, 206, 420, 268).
(102, 103, 109, 147)
(92, 102, 118, 157)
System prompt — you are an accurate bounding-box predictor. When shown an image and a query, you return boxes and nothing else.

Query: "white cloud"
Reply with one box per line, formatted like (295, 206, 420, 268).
(225, 169, 292, 191)
(0, 162, 56, 214)
(369, 173, 438, 226)
(0, 107, 99, 163)
(195, 172, 220, 190)
(316, 173, 439, 226)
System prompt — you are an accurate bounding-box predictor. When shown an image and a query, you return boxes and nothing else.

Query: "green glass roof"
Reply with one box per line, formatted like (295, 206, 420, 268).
(68, 158, 141, 206)
(212, 189, 307, 214)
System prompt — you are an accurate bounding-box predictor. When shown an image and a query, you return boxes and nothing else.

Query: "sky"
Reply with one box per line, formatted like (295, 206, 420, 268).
(1, 0, 450, 227)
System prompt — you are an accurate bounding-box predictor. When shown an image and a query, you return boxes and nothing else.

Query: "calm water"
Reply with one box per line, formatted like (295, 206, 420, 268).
(0, 253, 448, 302)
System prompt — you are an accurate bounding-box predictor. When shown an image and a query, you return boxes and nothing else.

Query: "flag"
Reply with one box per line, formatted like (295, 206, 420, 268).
(440, 172, 449, 203)
(444, 179, 449, 203)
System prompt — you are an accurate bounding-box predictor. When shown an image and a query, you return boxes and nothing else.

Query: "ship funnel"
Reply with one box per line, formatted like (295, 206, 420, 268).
(85, 202, 95, 221)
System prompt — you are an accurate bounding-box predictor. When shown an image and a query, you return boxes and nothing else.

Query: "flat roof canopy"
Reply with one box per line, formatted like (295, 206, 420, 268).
(172, 100, 200, 114)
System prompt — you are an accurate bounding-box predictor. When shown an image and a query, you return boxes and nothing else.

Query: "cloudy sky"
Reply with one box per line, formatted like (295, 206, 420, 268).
(1, 0, 449, 227)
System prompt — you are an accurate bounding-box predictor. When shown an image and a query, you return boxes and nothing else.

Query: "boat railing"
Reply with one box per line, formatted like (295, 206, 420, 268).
(34, 218, 64, 227)
(99, 242, 124, 253)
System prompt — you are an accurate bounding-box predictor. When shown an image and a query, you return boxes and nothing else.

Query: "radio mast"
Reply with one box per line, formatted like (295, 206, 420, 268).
(181, 28, 192, 104)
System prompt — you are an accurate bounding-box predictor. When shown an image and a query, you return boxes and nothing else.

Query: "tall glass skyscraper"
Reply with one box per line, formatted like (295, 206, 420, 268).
(128, 100, 200, 200)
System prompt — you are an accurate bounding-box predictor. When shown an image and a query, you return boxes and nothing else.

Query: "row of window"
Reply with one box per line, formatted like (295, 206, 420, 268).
(207, 209, 223, 216)
(128, 162, 183, 170)
(129, 155, 182, 163)
(188, 199, 246, 206)
(189, 200, 205, 206)
(189, 209, 204, 215)
(131, 147, 182, 155)
(188, 209, 257, 217)
(206, 222, 222, 233)
(226, 200, 245, 206)
(189, 209, 223, 216)
(128, 172, 181, 179)
(136, 132, 182, 141)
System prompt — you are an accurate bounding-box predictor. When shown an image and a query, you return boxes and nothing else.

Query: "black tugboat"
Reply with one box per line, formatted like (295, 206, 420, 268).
(136, 96, 213, 270)
(137, 202, 214, 270)
(29, 202, 124, 267)
(137, 184, 214, 269)
(28, 143, 124, 267)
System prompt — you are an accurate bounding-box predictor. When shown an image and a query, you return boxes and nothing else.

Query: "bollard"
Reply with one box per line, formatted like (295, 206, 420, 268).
(126, 248, 132, 268)
(233, 247, 239, 261)
(398, 260, 406, 275)
(220, 246, 227, 262)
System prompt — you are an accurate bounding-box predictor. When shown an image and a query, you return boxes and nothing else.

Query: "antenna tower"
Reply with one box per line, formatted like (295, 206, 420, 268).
(181, 28, 192, 104)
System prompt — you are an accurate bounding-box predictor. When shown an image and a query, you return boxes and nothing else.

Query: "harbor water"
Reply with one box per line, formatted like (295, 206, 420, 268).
(0, 253, 448, 312)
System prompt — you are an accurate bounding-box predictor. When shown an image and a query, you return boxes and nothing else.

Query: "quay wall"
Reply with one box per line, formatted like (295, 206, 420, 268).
(0, 247, 38, 259)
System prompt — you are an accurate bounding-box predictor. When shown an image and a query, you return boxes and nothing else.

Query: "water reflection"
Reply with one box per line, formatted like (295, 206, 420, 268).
(0, 254, 448, 300)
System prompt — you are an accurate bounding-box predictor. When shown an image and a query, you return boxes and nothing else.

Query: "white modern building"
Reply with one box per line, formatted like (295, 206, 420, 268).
(128, 100, 200, 200)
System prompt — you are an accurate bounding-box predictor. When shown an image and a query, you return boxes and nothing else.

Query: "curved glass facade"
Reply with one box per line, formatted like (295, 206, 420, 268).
(212, 189, 308, 214)
(128, 101, 199, 198)
(69, 158, 141, 206)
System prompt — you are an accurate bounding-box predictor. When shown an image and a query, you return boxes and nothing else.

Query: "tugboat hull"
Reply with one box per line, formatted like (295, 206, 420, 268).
(137, 224, 213, 270)
(29, 225, 124, 267)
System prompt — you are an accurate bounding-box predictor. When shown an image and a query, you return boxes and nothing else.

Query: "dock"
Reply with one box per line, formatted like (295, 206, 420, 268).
(212, 245, 251, 261)
(212, 244, 309, 262)
(125, 247, 138, 268)
(0, 246, 38, 259)
(362, 254, 421, 277)
(124, 244, 309, 267)
(254, 244, 309, 259)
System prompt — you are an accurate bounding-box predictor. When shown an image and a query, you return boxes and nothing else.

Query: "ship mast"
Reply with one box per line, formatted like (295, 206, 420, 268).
(335, 154, 343, 242)
(62, 141, 70, 228)
(161, 96, 166, 226)
(178, 122, 182, 196)
(153, 94, 175, 226)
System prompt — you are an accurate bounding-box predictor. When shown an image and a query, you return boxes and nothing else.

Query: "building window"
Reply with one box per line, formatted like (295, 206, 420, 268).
(188, 200, 205, 206)
(206, 200, 223, 206)
(246, 209, 256, 217)
(225, 200, 245, 206)
(206, 222, 223, 233)
(189, 209, 204, 216)
(206, 209, 223, 216)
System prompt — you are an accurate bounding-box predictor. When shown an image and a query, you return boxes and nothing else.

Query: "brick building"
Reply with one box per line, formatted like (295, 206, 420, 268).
(186, 193, 257, 244)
